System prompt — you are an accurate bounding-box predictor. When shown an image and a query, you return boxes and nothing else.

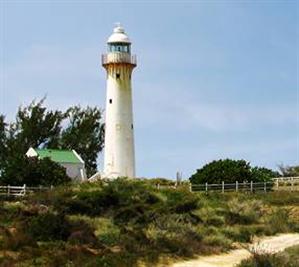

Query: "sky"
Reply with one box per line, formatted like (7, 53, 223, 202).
(0, 0, 298, 179)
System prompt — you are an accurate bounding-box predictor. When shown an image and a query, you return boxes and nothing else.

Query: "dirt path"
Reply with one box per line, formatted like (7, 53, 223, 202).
(169, 233, 299, 267)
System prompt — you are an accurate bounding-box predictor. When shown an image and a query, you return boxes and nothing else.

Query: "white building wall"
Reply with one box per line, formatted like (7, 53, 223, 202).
(60, 162, 86, 182)
(103, 63, 135, 178)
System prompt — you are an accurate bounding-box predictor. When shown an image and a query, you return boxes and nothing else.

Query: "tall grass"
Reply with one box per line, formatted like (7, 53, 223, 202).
(0, 179, 298, 266)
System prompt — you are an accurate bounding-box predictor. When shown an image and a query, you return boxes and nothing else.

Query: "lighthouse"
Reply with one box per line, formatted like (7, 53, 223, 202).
(102, 24, 137, 178)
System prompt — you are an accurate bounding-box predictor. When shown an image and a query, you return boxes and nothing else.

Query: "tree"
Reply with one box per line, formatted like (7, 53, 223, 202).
(190, 159, 252, 184)
(277, 164, 299, 177)
(59, 106, 105, 177)
(0, 156, 70, 186)
(251, 167, 280, 182)
(189, 159, 281, 184)
(12, 98, 64, 151)
(0, 99, 105, 184)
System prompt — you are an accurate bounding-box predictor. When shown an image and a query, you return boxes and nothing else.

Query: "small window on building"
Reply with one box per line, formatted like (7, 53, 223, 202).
(116, 73, 120, 79)
(109, 99, 112, 104)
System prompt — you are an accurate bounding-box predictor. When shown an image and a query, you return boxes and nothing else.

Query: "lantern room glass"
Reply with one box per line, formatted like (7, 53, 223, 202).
(108, 43, 131, 54)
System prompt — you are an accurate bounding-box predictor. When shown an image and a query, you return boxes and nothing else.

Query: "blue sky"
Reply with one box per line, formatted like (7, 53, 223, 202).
(0, 1, 298, 179)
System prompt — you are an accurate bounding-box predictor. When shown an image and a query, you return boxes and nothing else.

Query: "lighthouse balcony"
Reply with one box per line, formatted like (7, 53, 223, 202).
(102, 53, 137, 66)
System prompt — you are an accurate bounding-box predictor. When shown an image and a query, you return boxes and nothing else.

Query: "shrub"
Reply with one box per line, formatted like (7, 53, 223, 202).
(27, 212, 71, 241)
(162, 189, 199, 213)
(189, 159, 252, 184)
(54, 178, 162, 218)
(146, 178, 176, 186)
(71, 190, 105, 216)
(94, 217, 120, 246)
(68, 219, 98, 246)
(0, 226, 36, 251)
(251, 167, 280, 182)
(238, 245, 299, 267)
(226, 198, 264, 224)
(194, 206, 224, 226)
(0, 156, 71, 186)
(113, 203, 153, 225)
(146, 219, 203, 256)
(202, 233, 232, 250)
(265, 208, 295, 235)
(189, 159, 279, 184)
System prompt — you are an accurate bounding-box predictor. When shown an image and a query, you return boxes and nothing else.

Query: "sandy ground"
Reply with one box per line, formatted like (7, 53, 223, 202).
(169, 233, 299, 267)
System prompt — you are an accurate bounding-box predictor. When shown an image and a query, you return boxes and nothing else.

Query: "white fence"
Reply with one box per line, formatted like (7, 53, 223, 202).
(190, 177, 299, 193)
(0, 184, 52, 197)
(2, 177, 299, 197)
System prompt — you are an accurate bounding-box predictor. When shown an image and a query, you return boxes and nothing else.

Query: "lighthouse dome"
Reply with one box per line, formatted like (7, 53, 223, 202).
(107, 24, 131, 44)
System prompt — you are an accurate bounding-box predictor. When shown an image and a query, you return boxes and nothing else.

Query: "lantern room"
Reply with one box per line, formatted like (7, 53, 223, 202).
(107, 24, 131, 54)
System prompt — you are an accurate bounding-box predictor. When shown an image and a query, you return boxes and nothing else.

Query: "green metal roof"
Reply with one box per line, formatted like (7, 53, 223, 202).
(35, 149, 81, 164)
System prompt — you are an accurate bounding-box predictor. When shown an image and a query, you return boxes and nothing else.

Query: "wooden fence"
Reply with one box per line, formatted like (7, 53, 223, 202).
(190, 177, 299, 193)
(1, 177, 299, 197)
(0, 185, 52, 197)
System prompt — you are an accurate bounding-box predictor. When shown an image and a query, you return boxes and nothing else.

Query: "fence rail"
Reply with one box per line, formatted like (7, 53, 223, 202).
(2, 177, 299, 197)
(190, 177, 299, 193)
(0, 184, 52, 197)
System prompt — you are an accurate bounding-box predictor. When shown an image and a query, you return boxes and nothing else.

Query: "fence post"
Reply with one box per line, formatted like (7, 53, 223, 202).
(23, 184, 26, 195)
(50, 185, 53, 190)
(157, 183, 160, 190)
(291, 177, 294, 192)
(236, 181, 238, 192)
(222, 181, 224, 194)
(189, 183, 192, 192)
(276, 179, 279, 190)
(7, 185, 10, 196)
(205, 182, 208, 194)
(250, 181, 253, 193)
(264, 182, 266, 192)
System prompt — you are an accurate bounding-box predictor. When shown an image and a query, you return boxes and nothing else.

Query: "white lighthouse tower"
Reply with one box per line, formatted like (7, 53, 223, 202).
(102, 24, 137, 178)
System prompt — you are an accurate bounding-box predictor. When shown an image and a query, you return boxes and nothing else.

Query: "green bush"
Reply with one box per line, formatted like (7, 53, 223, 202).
(27, 212, 71, 241)
(0, 156, 71, 186)
(189, 159, 279, 184)
(54, 178, 162, 219)
(145, 217, 203, 256)
(238, 245, 299, 267)
(190, 159, 252, 184)
(163, 189, 199, 213)
(202, 233, 232, 250)
(265, 208, 295, 235)
(68, 228, 98, 246)
(226, 199, 263, 225)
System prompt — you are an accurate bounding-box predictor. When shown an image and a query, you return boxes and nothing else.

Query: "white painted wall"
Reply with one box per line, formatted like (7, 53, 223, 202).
(60, 162, 86, 182)
(103, 55, 136, 178)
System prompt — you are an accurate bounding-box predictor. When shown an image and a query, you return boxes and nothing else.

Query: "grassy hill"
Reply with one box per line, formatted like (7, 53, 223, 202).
(238, 244, 299, 267)
(1, 178, 299, 267)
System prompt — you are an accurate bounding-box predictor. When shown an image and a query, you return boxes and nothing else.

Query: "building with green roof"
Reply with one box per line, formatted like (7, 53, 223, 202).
(26, 147, 86, 181)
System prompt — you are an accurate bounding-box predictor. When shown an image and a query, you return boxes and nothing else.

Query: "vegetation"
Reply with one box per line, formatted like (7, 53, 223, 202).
(0, 156, 70, 186)
(189, 159, 280, 184)
(0, 98, 104, 185)
(278, 164, 299, 177)
(238, 245, 299, 267)
(0, 178, 298, 267)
